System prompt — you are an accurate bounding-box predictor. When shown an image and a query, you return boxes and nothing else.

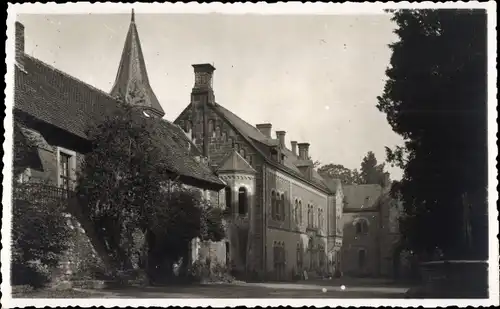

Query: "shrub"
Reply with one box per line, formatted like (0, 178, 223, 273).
(187, 259, 233, 283)
(11, 193, 71, 288)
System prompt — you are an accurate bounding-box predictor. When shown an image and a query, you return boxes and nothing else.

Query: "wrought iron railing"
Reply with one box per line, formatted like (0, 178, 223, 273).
(13, 182, 75, 204)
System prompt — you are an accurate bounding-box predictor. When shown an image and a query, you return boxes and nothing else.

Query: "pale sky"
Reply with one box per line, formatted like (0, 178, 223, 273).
(17, 13, 404, 180)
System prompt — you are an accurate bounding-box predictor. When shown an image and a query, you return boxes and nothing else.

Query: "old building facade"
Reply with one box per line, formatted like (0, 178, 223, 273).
(11, 11, 403, 282)
(174, 63, 343, 280)
(340, 183, 403, 278)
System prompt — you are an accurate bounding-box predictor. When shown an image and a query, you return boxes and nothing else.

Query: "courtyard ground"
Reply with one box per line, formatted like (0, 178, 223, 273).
(14, 277, 411, 298)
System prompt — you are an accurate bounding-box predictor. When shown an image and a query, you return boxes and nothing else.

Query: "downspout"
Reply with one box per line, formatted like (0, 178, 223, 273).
(262, 164, 267, 275)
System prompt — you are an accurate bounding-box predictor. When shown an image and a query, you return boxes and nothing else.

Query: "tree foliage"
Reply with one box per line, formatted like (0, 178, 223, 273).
(318, 152, 389, 186)
(77, 102, 225, 278)
(318, 163, 362, 185)
(360, 151, 391, 186)
(377, 9, 487, 260)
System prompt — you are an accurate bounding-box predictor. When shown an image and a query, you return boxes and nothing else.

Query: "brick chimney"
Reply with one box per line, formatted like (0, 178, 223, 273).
(276, 131, 286, 147)
(191, 63, 216, 158)
(298, 143, 310, 160)
(291, 141, 297, 156)
(192, 63, 216, 105)
(256, 123, 272, 138)
(15, 21, 25, 68)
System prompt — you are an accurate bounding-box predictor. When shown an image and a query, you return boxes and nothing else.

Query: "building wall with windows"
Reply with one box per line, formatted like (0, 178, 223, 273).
(219, 172, 256, 273)
(175, 100, 337, 279)
(15, 122, 83, 190)
(264, 167, 329, 280)
(340, 183, 402, 278)
(341, 211, 380, 276)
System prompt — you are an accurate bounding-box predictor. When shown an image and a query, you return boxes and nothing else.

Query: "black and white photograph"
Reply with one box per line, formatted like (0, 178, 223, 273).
(2, 2, 498, 307)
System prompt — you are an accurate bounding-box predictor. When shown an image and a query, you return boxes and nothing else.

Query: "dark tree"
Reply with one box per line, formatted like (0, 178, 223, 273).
(77, 101, 225, 279)
(359, 151, 389, 186)
(377, 9, 488, 260)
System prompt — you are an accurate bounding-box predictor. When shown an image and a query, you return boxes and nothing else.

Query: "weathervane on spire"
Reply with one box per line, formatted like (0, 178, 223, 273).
(131, 8, 135, 23)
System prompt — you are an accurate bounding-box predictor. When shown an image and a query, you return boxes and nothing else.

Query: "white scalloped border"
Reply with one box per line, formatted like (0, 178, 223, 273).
(3, 1, 498, 308)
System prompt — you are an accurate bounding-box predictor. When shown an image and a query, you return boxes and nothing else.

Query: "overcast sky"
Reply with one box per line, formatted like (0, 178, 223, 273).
(17, 12, 404, 180)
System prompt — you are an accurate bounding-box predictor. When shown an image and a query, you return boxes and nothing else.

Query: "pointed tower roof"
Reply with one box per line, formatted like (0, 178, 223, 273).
(217, 151, 256, 175)
(110, 9, 165, 118)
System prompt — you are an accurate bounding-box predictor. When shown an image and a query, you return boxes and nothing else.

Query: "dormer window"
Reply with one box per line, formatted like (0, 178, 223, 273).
(270, 148, 278, 161)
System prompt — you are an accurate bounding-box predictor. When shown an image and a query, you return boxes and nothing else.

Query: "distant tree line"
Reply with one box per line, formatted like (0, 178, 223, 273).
(318, 151, 391, 187)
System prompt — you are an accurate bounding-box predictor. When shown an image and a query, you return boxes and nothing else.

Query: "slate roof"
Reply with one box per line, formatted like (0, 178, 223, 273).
(217, 150, 256, 175)
(15, 55, 117, 139)
(211, 103, 331, 193)
(342, 184, 383, 211)
(109, 10, 165, 118)
(14, 54, 224, 190)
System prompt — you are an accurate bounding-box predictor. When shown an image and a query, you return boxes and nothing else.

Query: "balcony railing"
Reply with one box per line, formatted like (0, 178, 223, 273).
(13, 182, 75, 204)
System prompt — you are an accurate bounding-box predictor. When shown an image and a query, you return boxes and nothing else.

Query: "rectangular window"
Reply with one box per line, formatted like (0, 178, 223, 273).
(358, 249, 366, 269)
(59, 152, 71, 191)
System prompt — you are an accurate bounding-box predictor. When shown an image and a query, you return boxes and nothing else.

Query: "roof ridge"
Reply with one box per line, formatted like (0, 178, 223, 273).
(24, 54, 118, 102)
(215, 103, 273, 144)
(210, 103, 332, 194)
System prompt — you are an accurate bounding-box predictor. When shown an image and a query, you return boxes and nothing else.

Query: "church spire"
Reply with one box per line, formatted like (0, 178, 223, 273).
(110, 9, 165, 118)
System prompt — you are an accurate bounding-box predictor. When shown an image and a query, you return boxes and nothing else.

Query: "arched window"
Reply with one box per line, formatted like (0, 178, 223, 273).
(225, 187, 232, 213)
(307, 205, 313, 227)
(318, 245, 325, 268)
(240, 148, 246, 157)
(296, 243, 303, 270)
(298, 201, 303, 224)
(280, 193, 285, 221)
(271, 191, 277, 219)
(238, 187, 248, 215)
(308, 237, 315, 270)
(358, 249, 366, 269)
(208, 119, 214, 134)
(273, 242, 278, 270)
(355, 219, 369, 235)
(215, 126, 221, 138)
(275, 193, 281, 220)
(318, 209, 323, 230)
(222, 131, 227, 141)
(293, 199, 299, 224)
(234, 143, 239, 151)
(355, 222, 362, 234)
